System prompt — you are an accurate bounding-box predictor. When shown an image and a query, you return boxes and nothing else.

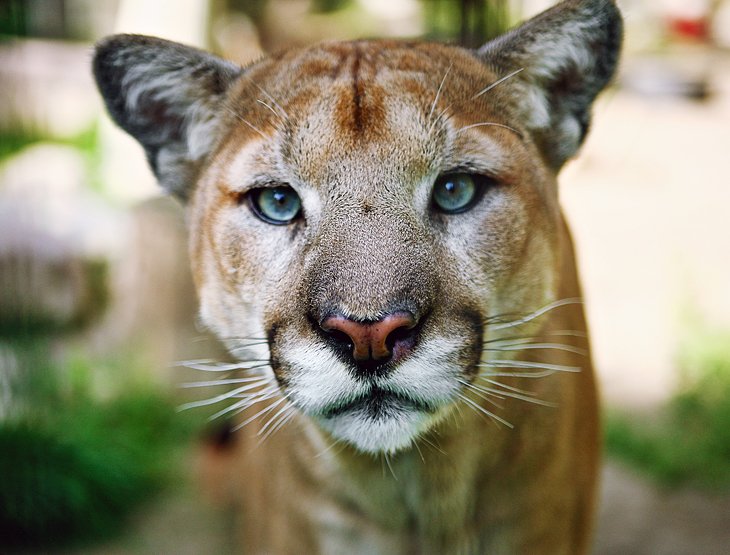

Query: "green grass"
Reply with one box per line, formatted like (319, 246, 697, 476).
(605, 327, 730, 489)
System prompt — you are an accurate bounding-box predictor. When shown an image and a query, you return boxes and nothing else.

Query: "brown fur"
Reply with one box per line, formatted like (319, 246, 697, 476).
(93, 1, 621, 553)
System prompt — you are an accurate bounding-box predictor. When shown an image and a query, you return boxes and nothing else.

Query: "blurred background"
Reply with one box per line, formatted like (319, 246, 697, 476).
(1, 0, 729, 553)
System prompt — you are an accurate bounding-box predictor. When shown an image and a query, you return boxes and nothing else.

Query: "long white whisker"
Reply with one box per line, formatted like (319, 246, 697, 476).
(480, 360, 582, 373)
(177, 380, 272, 411)
(456, 392, 513, 428)
(428, 63, 452, 123)
(219, 336, 268, 342)
(419, 435, 448, 456)
(180, 376, 272, 388)
(475, 378, 557, 408)
(256, 98, 285, 123)
(258, 400, 294, 437)
(480, 370, 557, 379)
(258, 406, 297, 444)
(472, 67, 524, 100)
(484, 342, 587, 356)
(457, 379, 503, 408)
(208, 387, 279, 420)
(457, 122, 522, 138)
(428, 105, 453, 137)
(482, 330, 588, 345)
(176, 360, 270, 372)
(234, 396, 288, 431)
(251, 80, 289, 119)
(383, 452, 398, 480)
(225, 106, 267, 139)
(489, 298, 583, 331)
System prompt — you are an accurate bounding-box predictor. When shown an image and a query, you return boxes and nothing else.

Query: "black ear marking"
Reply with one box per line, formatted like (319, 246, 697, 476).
(477, 0, 623, 171)
(93, 34, 242, 200)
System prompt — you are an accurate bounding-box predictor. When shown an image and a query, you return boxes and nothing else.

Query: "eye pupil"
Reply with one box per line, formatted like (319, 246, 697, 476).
(250, 186, 302, 225)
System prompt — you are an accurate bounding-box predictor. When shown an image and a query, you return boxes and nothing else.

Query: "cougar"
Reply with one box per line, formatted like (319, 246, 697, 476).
(93, 0, 622, 552)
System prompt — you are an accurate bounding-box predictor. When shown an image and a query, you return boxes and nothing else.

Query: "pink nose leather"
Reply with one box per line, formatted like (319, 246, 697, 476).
(321, 312, 417, 362)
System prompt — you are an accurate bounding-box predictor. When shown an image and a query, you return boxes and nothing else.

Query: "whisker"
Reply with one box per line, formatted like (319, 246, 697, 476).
(428, 63, 452, 123)
(174, 359, 270, 372)
(457, 121, 522, 139)
(383, 452, 398, 480)
(475, 378, 557, 408)
(418, 435, 448, 456)
(233, 396, 288, 431)
(256, 98, 285, 124)
(484, 342, 587, 356)
(480, 360, 582, 373)
(428, 104, 453, 138)
(259, 406, 297, 444)
(177, 381, 273, 411)
(190, 335, 217, 343)
(250, 79, 289, 119)
(257, 401, 294, 438)
(413, 439, 426, 463)
(480, 370, 557, 379)
(314, 436, 348, 459)
(457, 379, 503, 408)
(472, 67, 524, 100)
(180, 376, 272, 388)
(456, 392, 513, 428)
(208, 387, 278, 420)
(488, 298, 583, 331)
(225, 106, 267, 139)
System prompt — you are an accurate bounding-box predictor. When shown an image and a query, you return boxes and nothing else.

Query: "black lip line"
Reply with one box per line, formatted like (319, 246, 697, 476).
(320, 386, 438, 419)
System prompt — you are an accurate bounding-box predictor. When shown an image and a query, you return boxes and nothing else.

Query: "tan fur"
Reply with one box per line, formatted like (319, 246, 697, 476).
(93, 1, 621, 553)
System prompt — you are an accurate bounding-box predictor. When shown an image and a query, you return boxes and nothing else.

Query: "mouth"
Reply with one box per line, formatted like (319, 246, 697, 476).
(320, 386, 438, 419)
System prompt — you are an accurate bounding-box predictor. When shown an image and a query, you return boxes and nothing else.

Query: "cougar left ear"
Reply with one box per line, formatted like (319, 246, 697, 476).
(93, 35, 242, 200)
(478, 0, 622, 171)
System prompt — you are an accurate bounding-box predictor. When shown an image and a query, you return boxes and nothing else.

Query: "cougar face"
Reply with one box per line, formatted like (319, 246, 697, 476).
(183, 42, 561, 452)
(94, 0, 621, 458)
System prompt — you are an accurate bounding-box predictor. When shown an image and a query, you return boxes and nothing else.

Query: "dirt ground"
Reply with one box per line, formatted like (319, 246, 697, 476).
(31, 458, 726, 555)
(47, 460, 730, 555)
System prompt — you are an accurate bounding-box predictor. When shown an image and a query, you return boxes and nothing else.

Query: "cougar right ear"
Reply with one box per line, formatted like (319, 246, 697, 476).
(93, 34, 242, 200)
(478, 0, 622, 171)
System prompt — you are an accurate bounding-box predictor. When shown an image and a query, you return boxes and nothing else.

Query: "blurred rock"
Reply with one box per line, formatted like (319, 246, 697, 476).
(0, 144, 124, 334)
(0, 39, 100, 138)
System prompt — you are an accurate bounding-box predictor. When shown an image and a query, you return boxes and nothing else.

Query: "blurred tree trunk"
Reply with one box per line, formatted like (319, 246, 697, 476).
(424, 0, 513, 46)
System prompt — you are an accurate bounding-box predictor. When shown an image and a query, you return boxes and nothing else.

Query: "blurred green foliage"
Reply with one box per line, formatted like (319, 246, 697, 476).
(0, 344, 202, 548)
(0, 125, 98, 161)
(605, 326, 730, 489)
(0, 124, 103, 191)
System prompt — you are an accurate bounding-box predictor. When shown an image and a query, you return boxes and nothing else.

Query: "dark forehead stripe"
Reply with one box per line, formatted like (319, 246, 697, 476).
(350, 44, 364, 133)
(321, 42, 387, 140)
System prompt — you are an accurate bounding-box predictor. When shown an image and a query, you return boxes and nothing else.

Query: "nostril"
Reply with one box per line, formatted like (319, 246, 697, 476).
(323, 326, 353, 350)
(320, 311, 418, 364)
(320, 315, 373, 361)
(385, 319, 419, 358)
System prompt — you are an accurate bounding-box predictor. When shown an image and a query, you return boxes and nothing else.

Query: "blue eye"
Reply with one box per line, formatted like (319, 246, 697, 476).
(432, 173, 481, 213)
(249, 186, 302, 225)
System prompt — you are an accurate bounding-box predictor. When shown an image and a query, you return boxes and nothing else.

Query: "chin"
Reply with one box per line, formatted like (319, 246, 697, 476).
(316, 405, 445, 455)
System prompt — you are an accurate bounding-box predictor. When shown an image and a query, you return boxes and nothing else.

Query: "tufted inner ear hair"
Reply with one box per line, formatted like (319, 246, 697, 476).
(477, 0, 622, 171)
(93, 34, 242, 200)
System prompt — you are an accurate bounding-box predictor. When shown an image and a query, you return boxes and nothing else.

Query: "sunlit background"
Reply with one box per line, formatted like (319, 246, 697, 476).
(1, 0, 729, 553)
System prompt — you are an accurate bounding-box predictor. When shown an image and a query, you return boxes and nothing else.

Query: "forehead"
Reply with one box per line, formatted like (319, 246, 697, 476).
(223, 40, 509, 191)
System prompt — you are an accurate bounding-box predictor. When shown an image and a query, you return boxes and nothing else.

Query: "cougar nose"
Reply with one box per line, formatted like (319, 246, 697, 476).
(320, 311, 419, 365)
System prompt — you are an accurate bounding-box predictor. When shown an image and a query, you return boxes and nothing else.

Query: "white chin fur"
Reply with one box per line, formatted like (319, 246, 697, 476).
(316, 408, 436, 454)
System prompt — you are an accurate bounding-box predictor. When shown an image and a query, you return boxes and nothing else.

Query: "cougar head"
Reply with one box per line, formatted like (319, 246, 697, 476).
(94, 0, 621, 453)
